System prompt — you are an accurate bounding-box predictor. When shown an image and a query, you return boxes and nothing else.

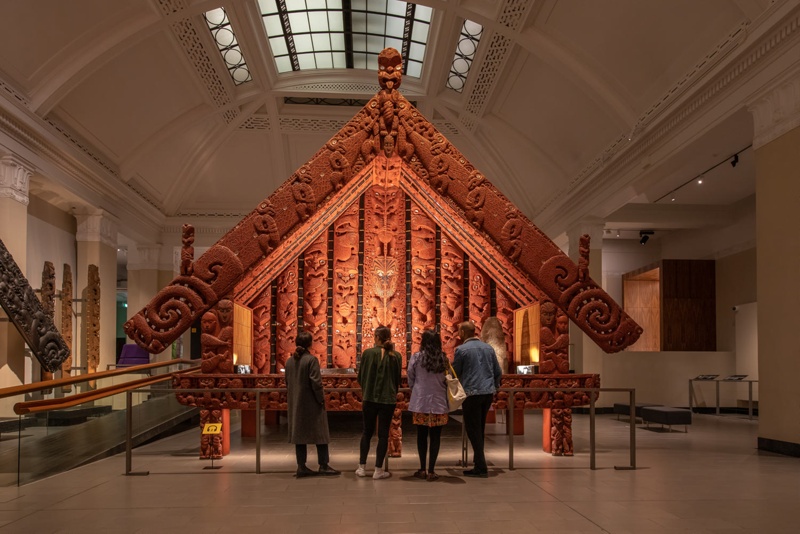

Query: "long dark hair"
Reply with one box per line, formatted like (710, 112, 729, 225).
(374, 325, 394, 352)
(293, 331, 312, 359)
(419, 329, 448, 373)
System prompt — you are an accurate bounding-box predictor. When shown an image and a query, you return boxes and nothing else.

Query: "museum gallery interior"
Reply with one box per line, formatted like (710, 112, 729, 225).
(0, 0, 799, 532)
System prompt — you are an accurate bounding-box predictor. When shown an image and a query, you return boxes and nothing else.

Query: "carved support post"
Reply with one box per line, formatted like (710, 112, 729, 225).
(40, 261, 56, 385)
(303, 234, 329, 367)
(332, 203, 359, 368)
(61, 264, 73, 391)
(275, 263, 298, 371)
(410, 203, 436, 355)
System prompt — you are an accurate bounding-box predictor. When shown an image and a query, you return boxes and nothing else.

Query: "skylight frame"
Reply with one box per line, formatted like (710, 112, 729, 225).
(204, 7, 253, 86)
(446, 19, 483, 93)
(259, 0, 432, 77)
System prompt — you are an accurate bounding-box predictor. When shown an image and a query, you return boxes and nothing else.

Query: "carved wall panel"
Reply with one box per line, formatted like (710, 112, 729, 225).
(495, 287, 516, 370)
(303, 234, 328, 367)
(440, 235, 464, 360)
(251, 285, 271, 375)
(468, 263, 491, 334)
(362, 182, 407, 364)
(275, 263, 298, 371)
(200, 299, 234, 374)
(332, 203, 359, 368)
(409, 203, 436, 354)
(40, 261, 56, 384)
(0, 240, 69, 372)
(61, 264, 73, 388)
(86, 264, 100, 377)
(540, 300, 571, 374)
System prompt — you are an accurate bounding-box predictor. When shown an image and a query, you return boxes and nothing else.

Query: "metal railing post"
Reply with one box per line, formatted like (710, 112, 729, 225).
(508, 393, 514, 470)
(256, 391, 261, 474)
(126, 388, 149, 476)
(589, 390, 596, 470)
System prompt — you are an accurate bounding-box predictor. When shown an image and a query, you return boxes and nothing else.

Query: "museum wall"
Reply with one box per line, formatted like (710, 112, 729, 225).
(715, 248, 757, 352)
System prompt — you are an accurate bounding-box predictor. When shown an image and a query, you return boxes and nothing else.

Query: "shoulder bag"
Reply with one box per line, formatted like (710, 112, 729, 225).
(446, 361, 467, 411)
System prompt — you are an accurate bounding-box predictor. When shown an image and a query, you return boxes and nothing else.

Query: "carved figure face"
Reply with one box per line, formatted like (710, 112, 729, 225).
(557, 315, 569, 334)
(201, 312, 218, 334)
(378, 48, 402, 90)
(541, 303, 557, 328)
(217, 299, 233, 325)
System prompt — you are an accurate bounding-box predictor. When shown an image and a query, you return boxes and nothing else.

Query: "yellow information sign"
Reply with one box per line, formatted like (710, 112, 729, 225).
(202, 423, 222, 434)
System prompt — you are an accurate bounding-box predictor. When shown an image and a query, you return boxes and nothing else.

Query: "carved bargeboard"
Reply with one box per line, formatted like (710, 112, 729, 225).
(0, 239, 69, 372)
(125, 50, 641, 356)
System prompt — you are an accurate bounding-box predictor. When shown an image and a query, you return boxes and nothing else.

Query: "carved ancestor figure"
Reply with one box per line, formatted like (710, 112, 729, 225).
(251, 286, 271, 374)
(387, 406, 403, 457)
(439, 235, 463, 359)
(61, 264, 73, 390)
(303, 235, 328, 366)
(465, 171, 487, 230)
(275, 265, 298, 371)
(539, 300, 570, 374)
(86, 264, 101, 379)
(332, 204, 359, 368)
(410, 205, 436, 353)
(481, 317, 508, 374)
(469, 263, 491, 328)
(200, 299, 234, 374)
(40, 261, 56, 385)
(180, 224, 194, 276)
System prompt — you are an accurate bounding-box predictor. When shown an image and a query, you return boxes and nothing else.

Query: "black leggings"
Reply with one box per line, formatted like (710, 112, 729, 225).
(360, 401, 396, 467)
(416, 425, 443, 472)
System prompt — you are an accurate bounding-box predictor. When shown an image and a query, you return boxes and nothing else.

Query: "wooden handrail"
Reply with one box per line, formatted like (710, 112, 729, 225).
(13, 366, 201, 415)
(0, 358, 197, 400)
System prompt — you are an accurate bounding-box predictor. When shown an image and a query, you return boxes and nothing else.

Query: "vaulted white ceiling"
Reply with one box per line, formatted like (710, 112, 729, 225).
(1, 0, 796, 248)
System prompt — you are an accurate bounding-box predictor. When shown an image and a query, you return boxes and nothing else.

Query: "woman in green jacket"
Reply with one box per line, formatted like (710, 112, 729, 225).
(356, 325, 401, 479)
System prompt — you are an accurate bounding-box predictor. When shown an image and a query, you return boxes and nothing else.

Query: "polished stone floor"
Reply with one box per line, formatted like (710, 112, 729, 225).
(0, 409, 796, 533)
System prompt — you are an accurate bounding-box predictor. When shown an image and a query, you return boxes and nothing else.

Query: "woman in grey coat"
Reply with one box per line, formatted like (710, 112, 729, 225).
(285, 331, 340, 478)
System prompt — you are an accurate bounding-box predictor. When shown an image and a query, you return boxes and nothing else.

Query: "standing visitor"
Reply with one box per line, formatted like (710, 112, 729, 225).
(285, 331, 340, 478)
(356, 325, 402, 479)
(453, 321, 502, 478)
(407, 329, 449, 481)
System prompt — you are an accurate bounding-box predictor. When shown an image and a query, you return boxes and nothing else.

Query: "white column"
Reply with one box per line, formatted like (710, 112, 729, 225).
(566, 219, 605, 376)
(0, 154, 32, 414)
(75, 211, 118, 374)
(749, 73, 800, 452)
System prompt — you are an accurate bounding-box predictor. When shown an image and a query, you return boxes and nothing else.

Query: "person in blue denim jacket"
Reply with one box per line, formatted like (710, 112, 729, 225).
(453, 321, 502, 477)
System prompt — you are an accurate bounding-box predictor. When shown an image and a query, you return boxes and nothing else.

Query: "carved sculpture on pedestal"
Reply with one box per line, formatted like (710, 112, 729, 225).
(61, 264, 73, 391)
(86, 264, 101, 380)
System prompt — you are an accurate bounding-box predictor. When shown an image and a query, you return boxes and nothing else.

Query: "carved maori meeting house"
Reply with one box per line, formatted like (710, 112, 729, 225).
(125, 48, 642, 459)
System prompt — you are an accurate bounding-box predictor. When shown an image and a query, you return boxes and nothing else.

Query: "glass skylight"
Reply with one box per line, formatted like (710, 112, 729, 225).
(204, 8, 252, 85)
(446, 19, 483, 93)
(258, 0, 432, 77)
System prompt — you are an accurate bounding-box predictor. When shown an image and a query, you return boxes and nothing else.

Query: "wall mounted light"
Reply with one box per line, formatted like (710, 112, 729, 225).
(731, 154, 739, 167)
(639, 230, 654, 245)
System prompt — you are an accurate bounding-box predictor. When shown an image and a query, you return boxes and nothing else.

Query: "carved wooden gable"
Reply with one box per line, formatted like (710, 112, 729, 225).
(125, 48, 642, 362)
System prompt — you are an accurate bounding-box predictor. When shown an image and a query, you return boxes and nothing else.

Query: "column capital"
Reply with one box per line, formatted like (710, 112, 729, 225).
(127, 244, 163, 271)
(0, 154, 34, 206)
(75, 210, 118, 248)
(566, 218, 605, 247)
(749, 71, 800, 149)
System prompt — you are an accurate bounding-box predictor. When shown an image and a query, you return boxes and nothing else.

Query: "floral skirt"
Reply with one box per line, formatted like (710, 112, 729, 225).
(413, 412, 449, 427)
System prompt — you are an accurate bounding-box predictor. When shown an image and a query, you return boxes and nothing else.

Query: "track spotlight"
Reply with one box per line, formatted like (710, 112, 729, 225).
(731, 154, 739, 167)
(639, 230, 654, 245)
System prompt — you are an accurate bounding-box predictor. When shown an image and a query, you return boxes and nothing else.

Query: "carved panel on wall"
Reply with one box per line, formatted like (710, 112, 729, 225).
(440, 234, 464, 359)
(332, 203, 359, 368)
(40, 261, 56, 384)
(495, 287, 516, 370)
(251, 285, 271, 374)
(468, 263, 491, 333)
(200, 298, 234, 374)
(275, 264, 298, 371)
(362, 179, 407, 364)
(0, 240, 69, 372)
(409, 202, 436, 354)
(303, 234, 328, 367)
(540, 300, 570, 374)
(61, 264, 73, 389)
(85, 264, 100, 378)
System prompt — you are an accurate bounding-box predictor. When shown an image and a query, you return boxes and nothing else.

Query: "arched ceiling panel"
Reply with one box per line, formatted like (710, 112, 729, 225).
(495, 53, 622, 179)
(540, 0, 747, 111)
(55, 32, 206, 160)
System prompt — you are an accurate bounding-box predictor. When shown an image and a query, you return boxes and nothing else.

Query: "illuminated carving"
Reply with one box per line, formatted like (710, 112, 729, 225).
(200, 299, 234, 374)
(251, 285, 271, 374)
(61, 264, 73, 389)
(181, 224, 194, 276)
(468, 263, 491, 332)
(303, 234, 328, 366)
(40, 261, 56, 384)
(275, 264, 298, 371)
(409, 203, 436, 354)
(440, 235, 464, 359)
(332, 203, 359, 368)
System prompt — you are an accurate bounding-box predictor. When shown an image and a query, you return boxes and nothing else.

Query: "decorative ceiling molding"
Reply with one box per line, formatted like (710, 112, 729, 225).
(749, 70, 800, 149)
(0, 154, 33, 205)
(239, 114, 271, 130)
(536, 5, 800, 229)
(278, 116, 349, 133)
(43, 115, 119, 178)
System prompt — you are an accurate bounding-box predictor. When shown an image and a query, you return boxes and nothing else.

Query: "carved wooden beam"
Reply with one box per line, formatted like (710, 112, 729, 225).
(0, 239, 69, 372)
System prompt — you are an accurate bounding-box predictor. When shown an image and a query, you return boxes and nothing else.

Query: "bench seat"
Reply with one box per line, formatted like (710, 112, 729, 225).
(613, 403, 663, 419)
(641, 406, 692, 432)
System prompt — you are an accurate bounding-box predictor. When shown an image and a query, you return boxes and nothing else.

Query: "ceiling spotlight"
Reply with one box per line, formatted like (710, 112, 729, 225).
(639, 230, 654, 245)
(731, 154, 739, 167)
(697, 179, 703, 184)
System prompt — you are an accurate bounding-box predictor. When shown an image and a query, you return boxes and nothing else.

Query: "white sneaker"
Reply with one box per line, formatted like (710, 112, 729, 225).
(355, 464, 367, 477)
(372, 468, 391, 480)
